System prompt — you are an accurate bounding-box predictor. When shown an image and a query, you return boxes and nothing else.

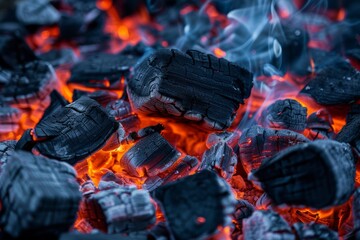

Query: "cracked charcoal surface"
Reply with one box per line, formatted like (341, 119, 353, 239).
(206, 131, 240, 148)
(260, 99, 307, 132)
(0, 151, 81, 238)
(300, 64, 360, 105)
(199, 142, 237, 180)
(120, 132, 180, 178)
(242, 210, 295, 240)
(73, 90, 119, 107)
(293, 222, 338, 240)
(152, 170, 236, 240)
(250, 140, 355, 209)
(238, 125, 309, 174)
(0, 140, 16, 174)
(127, 48, 253, 130)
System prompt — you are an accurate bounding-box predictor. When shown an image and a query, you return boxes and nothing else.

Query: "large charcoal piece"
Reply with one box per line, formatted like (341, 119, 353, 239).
(128, 49, 253, 130)
(16, 97, 121, 164)
(91, 185, 156, 234)
(0, 151, 81, 238)
(0, 140, 16, 173)
(0, 104, 21, 133)
(153, 170, 236, 240)
(120, 132, 180, 178)
(260, 99, 307, 132)
(198, 142, 237, 180)
(300, 64, 360, 105)
(250, 140, 355, 209)
(238, 125, 309, 174)
(0, 61, 56, 107)
(242, 210, 294, 240)
(293, 222, 338, 240)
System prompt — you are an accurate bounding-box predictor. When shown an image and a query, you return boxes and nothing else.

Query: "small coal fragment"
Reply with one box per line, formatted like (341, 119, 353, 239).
(38, 48, 77, 67)
(336, 105, 360, 156)
(293, 222, 338, 240)
(0, 61, 56, 108)
(73, 90, 118, 107)
(353, 188, 360, 239)
(91, 185, 156, 234)
(40, 90, 69, 121)
(17, 97, 120, 164)
(206, 131, 240, 149)
(0, 140, 16, 173)
(260, 99, 307, 132)
(300, 64, 360, 105)
(306, 109, 335, 140)
(242, 210, 295, 240)
(127, 49, 253, 130)
(120, 132, 180, 178)
(238, 125, 309, 174)
(198, 142, 237, 180)
(106, 99, 133, 120)
(0, 151, 81, 238)
(143, 155, 199, 191)
(153, 170, 236, 240)
(0, 104, 22, 133)
(233, 199, 255, 231)
(250, 140, 355, 209)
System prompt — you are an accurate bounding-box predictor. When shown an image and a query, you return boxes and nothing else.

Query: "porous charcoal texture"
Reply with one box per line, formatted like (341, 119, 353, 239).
(233, 199, 255, 229)
(153, 170, 236, 240)
(206, 131, 240, 148)
(0, 151, 81, 238)
(127, 48, 253, 130)
(0, 140, 16, 173)
(293, 222, 338, 240)
(250, 140, 355, 209)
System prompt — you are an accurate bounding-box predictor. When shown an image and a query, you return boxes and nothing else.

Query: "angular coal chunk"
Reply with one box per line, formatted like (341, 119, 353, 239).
(38, 48, 77, 68)
(73, 90, 118, 107)
(198, 142, 237, 180)
(306, 109, 335, 140)
(143, 155, 199, 191)
(106, 99, 132, 120)
(91, 185, 156, 234)
(127, 49, 253, 130)
(0, 61, 56, 107)
(260, 99, 307, 132)
(0, 151, 81, 238)
(300, 64, 360, 105)
(238, 125, 309, 174)
(16, 97, 121, 164)
(293, 222, 338, 240)
(242, 210, 294, 240)
(120, 132, 180, 178)
(250, 140, 355, 209)
(233, 199, 254, 230)
(40, 90, 69, 121)
(0, 140, 16, 174)
(0, 104, 22, 133)
(152, 170, 236, 240)
(206, 131, 240, 149)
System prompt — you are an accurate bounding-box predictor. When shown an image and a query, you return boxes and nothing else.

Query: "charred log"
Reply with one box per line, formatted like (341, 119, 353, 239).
(293, 222, 338, 240)
(152, 170, 236, 240)
(127, 49, 253, 130)
(250, 140, 355, 209)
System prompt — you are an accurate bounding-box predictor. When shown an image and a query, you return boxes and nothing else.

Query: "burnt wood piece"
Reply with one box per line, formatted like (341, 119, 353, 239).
(242, 210, 294, 240)
(106, 100, 140, 133)
(143, 155, 199, 191)
(233, 199, 254, 231)
(199, 142, 237, 180)
(127, 49, 253, 130)
(336, 105, 360, 156)
(300, 64, 360, 105)
(238, 125, 309, 174)
(0, 151, 81, 238)
(16, 97, 120, 164)
(152, 170, 236, 240)
(91, 185, 156, 234)
(15, 0, 60, 26)
(40, 90, 69, 122)
(292, 222, 338, 240)
(306, 109, 335, 140)
(250, 140, 355, 209)
(353, 188, 360, 239)
(73, 90, 118, 107)
(0, 140, 16, 173)
(260, 99, 307, 132)
(120, 132, 180, 178)
(0, 61, 56, 107)
(38, 48, 76, 67)
(0, 104, 21, 133)
(206, 131, 240, 149)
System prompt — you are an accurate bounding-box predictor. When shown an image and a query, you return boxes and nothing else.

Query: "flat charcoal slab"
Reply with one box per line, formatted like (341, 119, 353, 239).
(0, 140, 16, 173)
(152, 170, 236, 240)
(293, 222, 338, 240)
(120, 132, 180, 178)
(22, 97, 119, 164)
(250, 140, 355, 209)
(260, 99, 307, 132)
(238, 125, 309, 174)
(300, 64, 360, 105)
(0, 151, 81, 238)
(127, 49, 253, 130)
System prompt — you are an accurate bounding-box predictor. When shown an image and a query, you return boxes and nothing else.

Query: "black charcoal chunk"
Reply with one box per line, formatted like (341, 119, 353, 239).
(206, 131, 240, 148)
(127, 49, 253, 130)
(199, 142, 237, 180)
(18, 97, 120, 164)
(91, 185, 156, 234)
(233, 199, 255, 230)
(40, 90, 69, 122)
(120, 132, 180, 178)
(0, 61, 56, 107)
(293, 222, 338, 240)
(250, 140, 355, 209)
(38, 48, 77, 67)
(153, 170, 236, 240)
(306, 109, 335, 140)
(106, 99, 132, 120)
(260, 99, 307, 132)
(242, 210, 294, 240)
(238, 125, 309, 174)
(16, 0, 60, 26)
(300, 64, 360, 105)
(0, 140, 16, 173)
(0, 151, 81, 238)
(0, 104, 22, 133)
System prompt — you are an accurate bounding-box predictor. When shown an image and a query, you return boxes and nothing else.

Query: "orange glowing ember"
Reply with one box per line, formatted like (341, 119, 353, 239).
(214, 48, 226, 58)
